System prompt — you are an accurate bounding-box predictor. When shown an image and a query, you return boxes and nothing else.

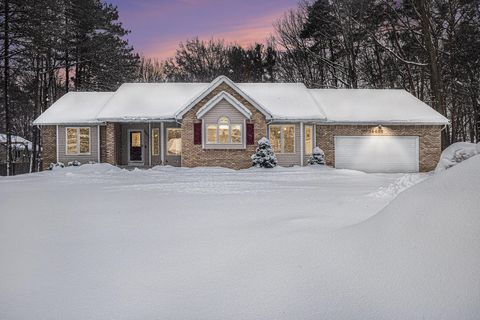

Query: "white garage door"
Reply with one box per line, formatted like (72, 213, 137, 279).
(335, 136, 419, 173)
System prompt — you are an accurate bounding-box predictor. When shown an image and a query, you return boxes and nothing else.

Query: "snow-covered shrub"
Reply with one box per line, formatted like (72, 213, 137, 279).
(48, 162, 65, 170)
(251, 137, 277, 168)
(307, 147, 326, 165)
(67, 160, 82, 167)
(435, 142, 479, 173)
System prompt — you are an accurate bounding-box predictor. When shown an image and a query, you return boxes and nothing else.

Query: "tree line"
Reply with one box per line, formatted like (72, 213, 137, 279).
(1, 0, 479, 174)
(0, 0, 138, 174)
(139, 0, 480, 146)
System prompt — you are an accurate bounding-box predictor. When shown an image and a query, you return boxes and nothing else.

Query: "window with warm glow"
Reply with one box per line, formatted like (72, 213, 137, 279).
(131, 132, 141, 147)
(66, 127, 90, 155)
(231, 124, 242, 144)
(305, 125, 313, 155)
(152, 128, 160, 156)
(218, 117, 230, 144)
(207, 125, 217, 144)
(269, 125, 295, 153)
(167, 128, 182, 155)
(205, 116, 242, 144)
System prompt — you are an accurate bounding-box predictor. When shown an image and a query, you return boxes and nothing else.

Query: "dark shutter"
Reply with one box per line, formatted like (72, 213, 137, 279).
(194, 123, 202, 145)
(246, 123, 254, 145)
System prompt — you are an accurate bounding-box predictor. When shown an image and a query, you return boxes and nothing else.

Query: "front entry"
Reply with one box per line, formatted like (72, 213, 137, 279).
(128, 130, 143, 164)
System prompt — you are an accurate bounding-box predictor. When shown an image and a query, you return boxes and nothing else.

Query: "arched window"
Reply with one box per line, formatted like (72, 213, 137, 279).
(218, 117, 230, 144)
(206, 116, 242, 145)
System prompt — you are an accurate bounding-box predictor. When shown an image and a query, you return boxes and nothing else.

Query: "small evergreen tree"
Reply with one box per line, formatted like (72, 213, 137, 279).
(307, 147, 325, 165)
(251, 137, 277, 168)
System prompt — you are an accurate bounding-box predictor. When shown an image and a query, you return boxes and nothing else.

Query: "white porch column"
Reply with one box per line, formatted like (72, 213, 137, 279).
(160, 122, 165, 165)
(300, 122, 304, 166)
(97, 125, 101, 163)
(148, 122, 152, 167)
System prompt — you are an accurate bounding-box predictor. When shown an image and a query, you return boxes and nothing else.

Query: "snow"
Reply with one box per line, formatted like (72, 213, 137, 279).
(309, 89, 449, 124)
(238, 82, 326, 120)
(96, 83, 208, 121)
(0, 134, 32, 150)
(1, 161, 479, 319)
(33, 92, 114, 125)
(33, 77, 448, 125)
(435, 142, 479, 173)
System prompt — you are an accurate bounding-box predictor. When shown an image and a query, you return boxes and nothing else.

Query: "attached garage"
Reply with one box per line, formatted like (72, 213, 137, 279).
(334, 136, 419, 173)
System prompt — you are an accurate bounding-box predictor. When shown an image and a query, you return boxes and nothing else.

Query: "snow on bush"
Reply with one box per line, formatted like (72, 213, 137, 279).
(48, 162, 64, 170)
(307, 147, 325, 165)
(67, 160, 82, 167)
(435, 142, 479, 173)
(251, 137, 277, 168)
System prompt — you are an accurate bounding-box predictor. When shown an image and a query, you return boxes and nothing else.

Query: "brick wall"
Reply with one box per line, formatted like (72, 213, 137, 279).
(316, 124, 443, 172)
(41, 125, 56, 170)
(99, 125, 107, 163)
(181, 82, 267, 169)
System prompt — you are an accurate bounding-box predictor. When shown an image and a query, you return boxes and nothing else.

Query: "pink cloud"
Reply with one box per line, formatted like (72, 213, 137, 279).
(141, 9, 285, 60)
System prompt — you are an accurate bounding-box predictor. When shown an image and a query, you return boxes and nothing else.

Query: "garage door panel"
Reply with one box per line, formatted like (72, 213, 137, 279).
(334, 136, 419, 173)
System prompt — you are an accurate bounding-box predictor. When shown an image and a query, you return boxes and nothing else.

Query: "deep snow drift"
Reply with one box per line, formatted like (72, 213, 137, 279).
(435, 141, 480, 172)
(0, 160, 479, 319)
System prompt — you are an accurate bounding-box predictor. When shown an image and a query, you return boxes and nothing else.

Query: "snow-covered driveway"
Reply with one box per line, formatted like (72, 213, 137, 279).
(0, 164, 456, 320)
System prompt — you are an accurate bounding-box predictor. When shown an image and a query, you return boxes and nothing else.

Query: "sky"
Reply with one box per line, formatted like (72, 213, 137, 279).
(108, 0, 299, 60)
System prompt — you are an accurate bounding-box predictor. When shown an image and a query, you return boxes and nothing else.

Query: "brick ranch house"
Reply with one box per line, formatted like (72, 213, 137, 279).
(33, 76, 448, 173)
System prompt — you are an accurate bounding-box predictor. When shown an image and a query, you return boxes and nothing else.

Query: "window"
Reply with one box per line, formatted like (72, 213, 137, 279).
(218, 117, 230, 144)
(152, 128, 160, 156)
(66, 127, 90, 155)
(205, 116, 242, 144)
(269, 125, 295, 154)
(305, 125, 314, 155)
(167, 128, 182, 156)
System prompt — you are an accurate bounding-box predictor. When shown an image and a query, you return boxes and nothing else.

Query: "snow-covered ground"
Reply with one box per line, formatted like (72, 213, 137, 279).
(0, 161, 478, 319)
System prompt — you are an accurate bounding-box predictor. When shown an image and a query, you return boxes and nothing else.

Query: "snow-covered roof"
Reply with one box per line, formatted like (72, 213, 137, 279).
(33, 77, 448, 125)
(33, 92, 114, 125)
(238, 83, 325, 120)
(309, 89, 449, 125)
(0, 134, 32, 150)
(97, 83, 209, 121)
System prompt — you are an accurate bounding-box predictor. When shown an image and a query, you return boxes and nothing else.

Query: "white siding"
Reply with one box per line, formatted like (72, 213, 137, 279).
(201, 98, 247, 150)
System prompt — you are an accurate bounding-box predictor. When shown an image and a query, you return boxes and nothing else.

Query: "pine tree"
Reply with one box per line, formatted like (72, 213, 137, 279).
(307, 147, 325, 165)
(251, 137, 277, 168)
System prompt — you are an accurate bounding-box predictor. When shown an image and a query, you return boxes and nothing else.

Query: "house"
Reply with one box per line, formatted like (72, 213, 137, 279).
(0, 134, 33, 176)
(33, 76, 449, 173)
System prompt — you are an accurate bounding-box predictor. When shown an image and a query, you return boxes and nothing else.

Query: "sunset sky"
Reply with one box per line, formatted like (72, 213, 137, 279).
(108, 0, 299, 60)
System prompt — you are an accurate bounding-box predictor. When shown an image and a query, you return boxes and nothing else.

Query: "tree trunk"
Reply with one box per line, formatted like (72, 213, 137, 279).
(3, 0, 12, 176)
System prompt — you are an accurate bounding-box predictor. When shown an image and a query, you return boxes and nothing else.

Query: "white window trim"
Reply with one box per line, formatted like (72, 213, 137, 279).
(205, 116, 243, 145)
(269, 124, 296, 154)
(166, 127, 182, 156)
(65, 127, 91, 155)
(152, 127, 160, 156)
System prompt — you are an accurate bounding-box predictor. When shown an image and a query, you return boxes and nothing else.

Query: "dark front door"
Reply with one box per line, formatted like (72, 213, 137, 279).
(129, 131, 143, 162)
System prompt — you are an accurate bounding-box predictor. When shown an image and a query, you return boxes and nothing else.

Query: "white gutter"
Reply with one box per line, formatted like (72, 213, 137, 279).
(55, 125, 59, 163)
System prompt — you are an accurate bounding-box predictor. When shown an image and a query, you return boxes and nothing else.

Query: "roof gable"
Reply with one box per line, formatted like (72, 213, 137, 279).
(175, 76, 272, 120)
(196, 91, 252, 119)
